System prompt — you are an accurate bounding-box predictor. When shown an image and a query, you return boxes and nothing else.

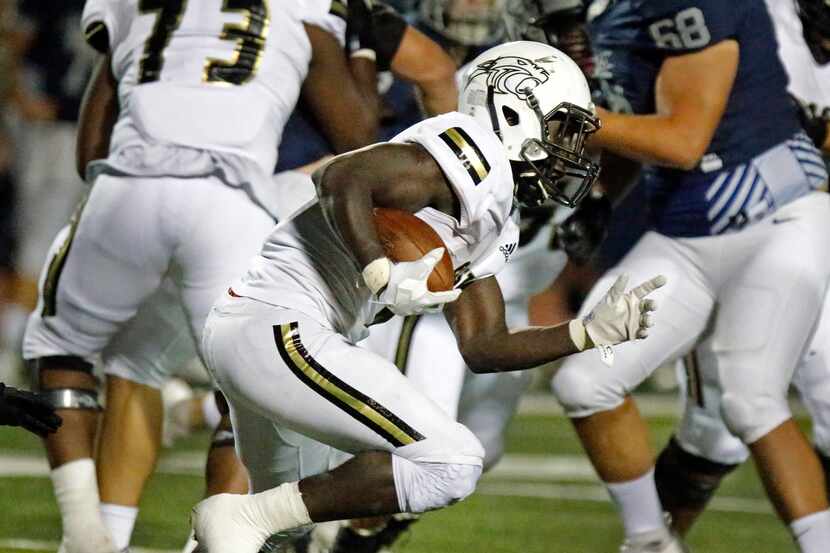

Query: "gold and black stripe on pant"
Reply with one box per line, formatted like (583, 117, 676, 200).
(683, 350, 705, 408)
(274, 322, 425, 448)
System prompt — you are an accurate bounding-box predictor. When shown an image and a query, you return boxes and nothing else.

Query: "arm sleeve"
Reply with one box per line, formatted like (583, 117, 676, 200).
(81, 0, 118, 53)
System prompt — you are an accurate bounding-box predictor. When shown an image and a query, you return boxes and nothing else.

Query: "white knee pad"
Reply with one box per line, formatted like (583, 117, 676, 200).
(720, 392, 792, 445)
(551, 363, 625, 417)
(391, 456, 482, 513)
(675, 371, 750, 465)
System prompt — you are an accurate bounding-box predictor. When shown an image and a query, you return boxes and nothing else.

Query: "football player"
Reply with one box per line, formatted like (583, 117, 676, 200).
(508, 1, 830, 552)
(22, 1, 379, 552)
(642, 0, 830, 540)
(191, 40, 664, 553)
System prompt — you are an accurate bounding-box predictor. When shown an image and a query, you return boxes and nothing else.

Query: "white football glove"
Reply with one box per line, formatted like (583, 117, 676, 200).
(569, 273, 667, 356)
(362, 248, 461, 316)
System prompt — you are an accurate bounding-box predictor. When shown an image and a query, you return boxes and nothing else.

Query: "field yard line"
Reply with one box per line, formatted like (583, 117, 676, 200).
(0, 538, 176, 553)
(517, 393, 808, 417)
(0, 453, 773, 515)
(476, 481, 773, 514)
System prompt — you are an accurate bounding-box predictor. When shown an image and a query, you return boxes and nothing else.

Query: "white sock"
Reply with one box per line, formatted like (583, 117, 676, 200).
(180, 531, 198, 553)
(605, 469, 667, 538)
(251, 482, 312, 534)
(790, 510, 830, 553)
(202, 393, 221, 429)
(100, 503, 138, 551)
(51, 459, 115, 552)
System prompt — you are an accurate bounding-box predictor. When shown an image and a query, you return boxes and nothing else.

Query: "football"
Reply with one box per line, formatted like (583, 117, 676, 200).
(373, 207, 455, 292)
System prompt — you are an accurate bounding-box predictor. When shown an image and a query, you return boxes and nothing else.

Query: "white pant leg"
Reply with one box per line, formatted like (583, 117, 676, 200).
(706, 193, 830, 444)
(678, 193, 830, 448)
(102, 279, 196, 389)
(230, 398, 333, 494)
(551, 232, 715, 417)
(202, 295, 484, 466)
(674, 356, 750, 465)
(794, 289, 830, 456)
(23, 174, 175, 361)
(23, 174, 275, 364)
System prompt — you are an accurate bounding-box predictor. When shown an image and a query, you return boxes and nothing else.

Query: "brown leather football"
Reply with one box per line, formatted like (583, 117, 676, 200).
(373, 207, 454, 292)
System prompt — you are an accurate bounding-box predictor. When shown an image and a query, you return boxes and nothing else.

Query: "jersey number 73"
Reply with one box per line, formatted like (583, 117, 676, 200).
(138, 0, 269, 85)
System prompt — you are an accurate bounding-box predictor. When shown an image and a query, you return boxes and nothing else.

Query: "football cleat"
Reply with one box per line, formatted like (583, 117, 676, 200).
(619, 528, 690, 553)
(330, 514, 419, 553)
(191, 494, 272, 553)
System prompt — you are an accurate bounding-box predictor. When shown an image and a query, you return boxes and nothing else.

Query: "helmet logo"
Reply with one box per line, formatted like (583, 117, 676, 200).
(467, 56, 555, 100)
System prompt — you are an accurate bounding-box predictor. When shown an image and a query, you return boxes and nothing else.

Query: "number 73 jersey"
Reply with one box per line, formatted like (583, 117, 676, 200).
(81, 0, 344, 176)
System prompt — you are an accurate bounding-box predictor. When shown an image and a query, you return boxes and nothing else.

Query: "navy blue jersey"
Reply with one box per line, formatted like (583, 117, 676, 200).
(587, 0, 808, 236)
(19, 0, 94, 123)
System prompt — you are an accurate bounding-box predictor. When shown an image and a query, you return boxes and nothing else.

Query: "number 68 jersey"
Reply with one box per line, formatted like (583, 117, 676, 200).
(81, 0, 345, 181)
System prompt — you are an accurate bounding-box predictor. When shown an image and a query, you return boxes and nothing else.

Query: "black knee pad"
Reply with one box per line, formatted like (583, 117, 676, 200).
(655, 436, 739, 512)
(817, 447, 830, 489)
(27, 356, 100, 410)
(29, 356, 95, 389)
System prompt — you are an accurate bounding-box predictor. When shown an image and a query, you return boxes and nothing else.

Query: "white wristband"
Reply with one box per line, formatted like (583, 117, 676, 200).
(568, 319, 590, 351)
(350, 48, 377, 62)
(362, 257, 391, 295)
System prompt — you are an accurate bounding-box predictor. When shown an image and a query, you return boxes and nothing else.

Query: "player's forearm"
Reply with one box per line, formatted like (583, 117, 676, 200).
(414, 78, 458, 117)
(390, 27, 458, 116)
(460, 324, 580, 374)
(823, 122, 830, 154)
(344, 56, 380, 149)
(314, 159, 386, 268)
(594, 108, 710, 171)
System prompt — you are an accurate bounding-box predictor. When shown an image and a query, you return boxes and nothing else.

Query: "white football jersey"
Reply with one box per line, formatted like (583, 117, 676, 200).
(233, 112, 516, 342)
(766, 0, 830, 108)
(81, 0, 346, 195)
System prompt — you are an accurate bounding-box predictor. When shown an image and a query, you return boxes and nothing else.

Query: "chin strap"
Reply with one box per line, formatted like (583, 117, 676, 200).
(486, 85, 502, 140)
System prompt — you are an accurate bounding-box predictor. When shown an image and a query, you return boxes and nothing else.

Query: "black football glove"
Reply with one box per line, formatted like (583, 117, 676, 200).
(792, 94, 830, 148)
(553, 192, 612, 265)
(346, 0, 407, 71)
(0, 382, 62, 437)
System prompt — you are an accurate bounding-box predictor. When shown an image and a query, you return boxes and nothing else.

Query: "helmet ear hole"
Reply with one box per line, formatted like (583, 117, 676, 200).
(502, 106, 521, 126)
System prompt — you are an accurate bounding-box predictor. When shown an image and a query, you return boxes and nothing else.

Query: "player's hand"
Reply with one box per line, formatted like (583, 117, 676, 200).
(792, 94, 829, 148)
(569, 274, 666, 351)
(0, 383, 62, 437)
(365, 248, 461, 316)
(554, 192, 612, 265)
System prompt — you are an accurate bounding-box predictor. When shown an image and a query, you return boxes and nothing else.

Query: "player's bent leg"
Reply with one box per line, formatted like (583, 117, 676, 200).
(710, 193, 830, 552)
(29, 356, 115, 553)
(551, 232, 713, 547)
(793, 287, 830, 498)
(193, 295, 484, 553)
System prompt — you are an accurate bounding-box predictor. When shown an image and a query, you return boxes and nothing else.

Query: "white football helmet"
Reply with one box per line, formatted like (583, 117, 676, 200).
(459, 40, 600, 207)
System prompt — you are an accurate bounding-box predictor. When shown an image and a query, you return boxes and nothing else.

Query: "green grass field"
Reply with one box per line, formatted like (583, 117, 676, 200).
(0, 398, 803, 553)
